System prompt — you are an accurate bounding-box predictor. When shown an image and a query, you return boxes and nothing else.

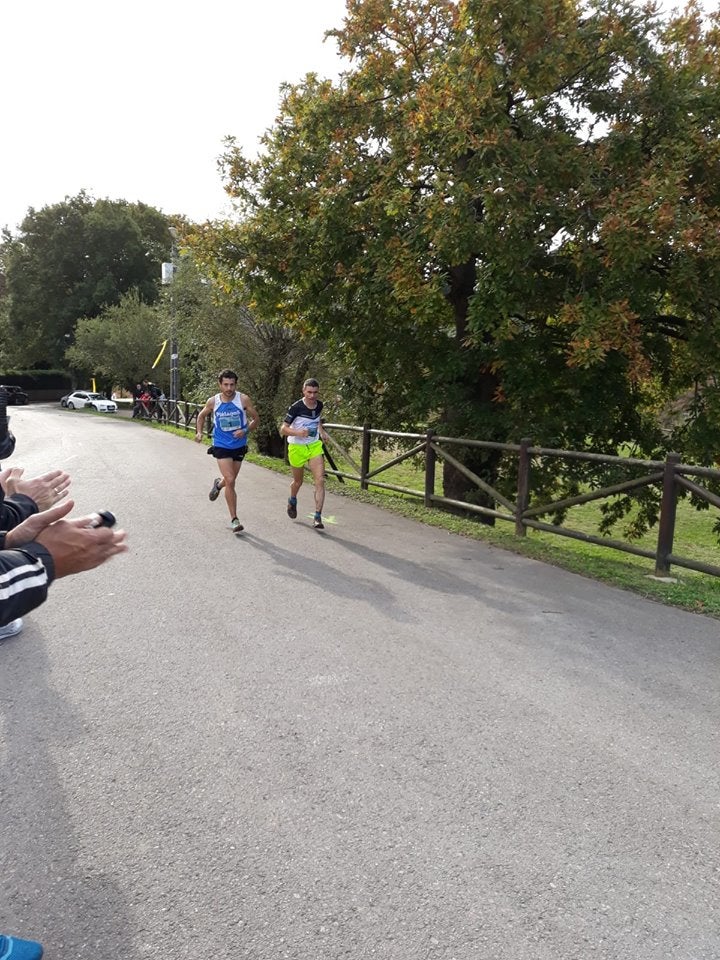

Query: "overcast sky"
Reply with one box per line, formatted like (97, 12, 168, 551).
(1, 0, 348, 232)
(2, 0, 706, 235)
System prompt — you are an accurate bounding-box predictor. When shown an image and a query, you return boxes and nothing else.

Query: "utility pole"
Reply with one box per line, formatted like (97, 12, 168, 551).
(161, 227, 179, 403)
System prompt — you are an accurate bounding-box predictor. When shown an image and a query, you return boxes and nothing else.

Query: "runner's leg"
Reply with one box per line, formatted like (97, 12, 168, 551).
(307, 454, 326, 514)
(218, 458, 242, 519)
(290, 465, 305, 500)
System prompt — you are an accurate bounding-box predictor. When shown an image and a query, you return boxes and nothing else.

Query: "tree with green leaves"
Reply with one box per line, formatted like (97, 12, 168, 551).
(172, 239, 328, 456)
(65, 290, 165, 395)
(205, 0, 720, 522)
(1, 192, 171, 368)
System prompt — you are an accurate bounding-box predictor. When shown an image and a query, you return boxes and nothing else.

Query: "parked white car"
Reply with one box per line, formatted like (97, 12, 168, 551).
(65, 391, 117, 413)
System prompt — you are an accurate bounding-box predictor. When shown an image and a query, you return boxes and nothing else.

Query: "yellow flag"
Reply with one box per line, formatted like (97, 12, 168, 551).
(152, 340, 168, 369)
(91, 377, 96, 392)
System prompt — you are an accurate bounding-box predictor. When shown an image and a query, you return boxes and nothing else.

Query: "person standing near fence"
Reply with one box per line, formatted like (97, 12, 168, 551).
(280, 378, 330, 530)
(131, 383, 143, 419)
(195, 369, 259, 533)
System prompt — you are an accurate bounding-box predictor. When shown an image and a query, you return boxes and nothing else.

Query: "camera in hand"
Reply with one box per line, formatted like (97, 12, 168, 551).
(0, 387, 17, 461)
(88, 510, 116, 528)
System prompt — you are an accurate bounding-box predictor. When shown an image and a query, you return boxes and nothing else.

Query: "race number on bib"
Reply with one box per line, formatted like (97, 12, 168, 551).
(218, 411, 243, 432)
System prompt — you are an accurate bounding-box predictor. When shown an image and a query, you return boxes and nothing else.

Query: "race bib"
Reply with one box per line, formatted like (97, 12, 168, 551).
(218, 411, 242, 432)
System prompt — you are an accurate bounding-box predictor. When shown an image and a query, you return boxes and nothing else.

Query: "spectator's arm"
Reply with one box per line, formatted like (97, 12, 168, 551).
(0, 492, 38, 531)
(0, 541, 54, 626)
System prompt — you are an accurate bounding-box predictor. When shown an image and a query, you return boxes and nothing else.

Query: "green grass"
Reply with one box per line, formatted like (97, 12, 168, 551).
(142, 419, 720, 619)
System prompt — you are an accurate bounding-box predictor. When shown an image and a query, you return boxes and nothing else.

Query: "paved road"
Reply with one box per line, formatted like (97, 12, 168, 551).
(1, 405, 719, 960)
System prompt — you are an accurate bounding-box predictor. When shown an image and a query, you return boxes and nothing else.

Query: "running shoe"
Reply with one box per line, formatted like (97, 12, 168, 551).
(287, 498, 297, 519)
(0, 933, 44, 958)
(313, 515, 324, 530)
(231, 517, 244, 533)
(0, 619, 23, 641)
(208, 478, 222, 501)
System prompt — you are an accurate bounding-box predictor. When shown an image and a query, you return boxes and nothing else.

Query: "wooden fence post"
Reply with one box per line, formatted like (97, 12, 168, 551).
(360, 423, 371, 491)
(424, 429, 436, 508)
(655, 452, 680, 576)
(515, 437, 532, 537)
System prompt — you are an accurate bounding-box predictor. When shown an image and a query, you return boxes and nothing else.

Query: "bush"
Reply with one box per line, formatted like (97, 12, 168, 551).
(0, 369, 73, 399)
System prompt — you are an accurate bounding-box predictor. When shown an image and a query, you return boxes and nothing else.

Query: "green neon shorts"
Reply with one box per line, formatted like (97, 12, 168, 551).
(288, 439, 323, 469)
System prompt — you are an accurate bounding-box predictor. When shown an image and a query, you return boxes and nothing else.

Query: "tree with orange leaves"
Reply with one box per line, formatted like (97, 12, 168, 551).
(193, 0, 720, 526)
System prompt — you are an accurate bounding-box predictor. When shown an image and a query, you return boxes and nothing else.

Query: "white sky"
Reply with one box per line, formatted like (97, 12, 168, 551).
(1, 0, 348, 232)
(2, 0, 708, 235)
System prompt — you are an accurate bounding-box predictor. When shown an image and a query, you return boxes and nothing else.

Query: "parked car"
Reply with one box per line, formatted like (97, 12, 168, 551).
(60, 393, 71, 408)
(0, 384, 29, 405)
(65, 391, 117, 413)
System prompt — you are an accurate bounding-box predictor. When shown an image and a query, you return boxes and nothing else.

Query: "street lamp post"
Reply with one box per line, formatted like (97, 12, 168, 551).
(161, 228, 179, 403)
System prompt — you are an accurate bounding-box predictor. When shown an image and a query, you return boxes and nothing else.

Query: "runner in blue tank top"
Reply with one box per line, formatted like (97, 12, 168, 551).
(195, 369, 260, 532)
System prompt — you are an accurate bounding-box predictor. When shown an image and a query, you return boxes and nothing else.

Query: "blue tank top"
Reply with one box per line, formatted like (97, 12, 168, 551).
(212, 392, 247, 450)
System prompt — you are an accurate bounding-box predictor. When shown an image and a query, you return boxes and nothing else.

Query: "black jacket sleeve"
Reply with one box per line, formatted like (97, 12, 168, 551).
(0, 490, 39, 530)
(0, 542, 56, 626)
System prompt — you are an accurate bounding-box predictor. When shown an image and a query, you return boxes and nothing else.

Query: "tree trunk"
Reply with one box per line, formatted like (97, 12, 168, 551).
(441, 443, 502, 523)
(442, 256, 500, 524)
(256, 426, 285, 458)
(250, 328, 287, 459)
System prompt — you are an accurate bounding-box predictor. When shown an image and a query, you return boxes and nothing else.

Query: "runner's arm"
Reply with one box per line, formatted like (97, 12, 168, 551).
(195, 397, 214, 441)
(280, 423, 309, 438)
(280, 400, 311, 438)
(240, 395, 260, 436)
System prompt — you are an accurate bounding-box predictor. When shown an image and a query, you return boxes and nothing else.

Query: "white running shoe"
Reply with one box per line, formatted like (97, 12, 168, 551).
(0, 619, 24, 640)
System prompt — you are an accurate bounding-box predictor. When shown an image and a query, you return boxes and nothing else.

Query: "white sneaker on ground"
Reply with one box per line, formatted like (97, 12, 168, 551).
(0, 619, 24, 640)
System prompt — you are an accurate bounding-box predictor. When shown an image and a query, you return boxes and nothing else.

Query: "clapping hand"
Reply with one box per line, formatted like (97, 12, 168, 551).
(5, 499, 128, 578)
(1, 467, 71, 511)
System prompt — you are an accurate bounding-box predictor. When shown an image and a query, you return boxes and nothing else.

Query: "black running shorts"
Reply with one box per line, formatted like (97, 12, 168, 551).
(213, 446, 247, 463)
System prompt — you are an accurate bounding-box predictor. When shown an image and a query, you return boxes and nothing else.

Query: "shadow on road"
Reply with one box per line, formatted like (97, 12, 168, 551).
(0, 628, 130, 953)
(240, 533, 420, 624)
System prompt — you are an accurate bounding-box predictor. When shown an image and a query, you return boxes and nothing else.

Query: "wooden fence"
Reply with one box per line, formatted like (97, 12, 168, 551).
(321, 423, 720, 580)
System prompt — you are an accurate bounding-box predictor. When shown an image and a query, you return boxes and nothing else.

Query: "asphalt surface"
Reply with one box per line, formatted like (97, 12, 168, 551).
(1, 404, 719, 960)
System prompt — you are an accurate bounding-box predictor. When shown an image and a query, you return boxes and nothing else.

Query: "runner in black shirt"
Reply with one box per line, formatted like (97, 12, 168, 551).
(280, 379, 330, 529)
